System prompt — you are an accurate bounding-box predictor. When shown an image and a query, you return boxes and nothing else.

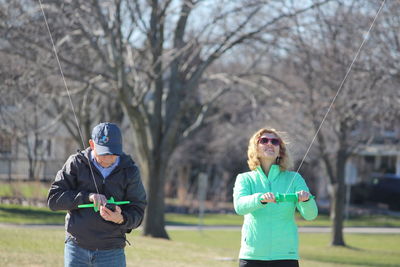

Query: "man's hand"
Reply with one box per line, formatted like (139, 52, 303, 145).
(100, 205, 124, 224)
(297, 190, 310, 202)
(89, 193, 107, 210)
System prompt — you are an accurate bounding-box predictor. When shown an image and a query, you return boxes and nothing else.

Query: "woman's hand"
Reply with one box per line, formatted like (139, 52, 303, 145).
(297, 190, 310, 202)
(261, 192, 276, 204)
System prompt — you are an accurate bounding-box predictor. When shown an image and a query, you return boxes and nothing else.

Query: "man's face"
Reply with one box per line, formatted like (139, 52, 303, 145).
(89, 139, 118, 168)
(94, 154, 118, 168)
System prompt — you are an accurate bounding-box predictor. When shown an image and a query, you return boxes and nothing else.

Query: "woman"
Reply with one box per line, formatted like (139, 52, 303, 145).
(233, 128, 318, 267)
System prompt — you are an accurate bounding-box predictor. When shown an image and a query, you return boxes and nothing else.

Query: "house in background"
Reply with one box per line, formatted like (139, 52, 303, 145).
(344, 123, 400, 210)
(0, 121, 133, 182)
(311, 122, 400, 209)
(0, 126, 77, 181)
(346, 123, 400, 184)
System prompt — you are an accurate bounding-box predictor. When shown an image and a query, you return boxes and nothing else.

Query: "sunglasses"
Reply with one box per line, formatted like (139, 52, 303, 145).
(258, 137, 280, 146)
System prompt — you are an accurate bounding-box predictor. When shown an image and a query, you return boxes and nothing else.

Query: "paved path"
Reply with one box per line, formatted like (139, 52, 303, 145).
(167, 225, 400, 234)
(1, 223, 400, 234)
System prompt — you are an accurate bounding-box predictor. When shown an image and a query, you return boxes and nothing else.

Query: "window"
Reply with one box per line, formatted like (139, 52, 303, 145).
(0, 134, 12, 154)
(381, 123, 397, 138)
(379, 156, 396, 174)
(47, 139, 52, 157)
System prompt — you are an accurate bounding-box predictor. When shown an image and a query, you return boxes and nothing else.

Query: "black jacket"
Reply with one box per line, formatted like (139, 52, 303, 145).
(47, 148, 147, 250)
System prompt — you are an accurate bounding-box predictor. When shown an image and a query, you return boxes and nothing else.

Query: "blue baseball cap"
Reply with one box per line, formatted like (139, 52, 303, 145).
(91, 122, 123, 156)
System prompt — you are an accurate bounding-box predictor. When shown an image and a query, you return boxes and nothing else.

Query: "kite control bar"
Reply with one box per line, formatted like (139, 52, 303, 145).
(275, 193, 315, 203)
(78, 197, 130, 212)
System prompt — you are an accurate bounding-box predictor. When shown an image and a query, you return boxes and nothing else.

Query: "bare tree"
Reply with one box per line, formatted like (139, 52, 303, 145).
(0, 52, 58, 180)
(1, 0, 330, 238)
(266, 0, 395, 246)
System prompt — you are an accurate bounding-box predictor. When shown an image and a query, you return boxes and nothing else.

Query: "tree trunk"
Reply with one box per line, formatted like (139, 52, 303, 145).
(330, 149, 347, 246)
(28, 160, 35, 181)
(142, 156, 170, 239)
(177, 164, 190, 206)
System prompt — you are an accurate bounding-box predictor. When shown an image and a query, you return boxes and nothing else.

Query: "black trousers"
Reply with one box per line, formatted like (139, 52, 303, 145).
(239, 259, 299, 267)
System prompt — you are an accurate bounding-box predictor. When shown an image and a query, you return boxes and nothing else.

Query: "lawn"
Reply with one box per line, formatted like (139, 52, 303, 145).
(165, 212, 400, 228)
(0, 227, 399, 267)
(1, 203, 400, 266)
(2, 204, 400, 227)
(2, 181, 400, 228)
(0, 181, 49, 199)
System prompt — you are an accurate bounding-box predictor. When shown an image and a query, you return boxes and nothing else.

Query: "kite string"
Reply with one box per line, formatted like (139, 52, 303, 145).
(285, 0, 386, 194)
(38, 0, 100, 194)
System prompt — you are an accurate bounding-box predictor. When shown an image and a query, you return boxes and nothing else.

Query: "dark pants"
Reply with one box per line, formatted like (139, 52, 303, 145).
(239, 259, 299, 267)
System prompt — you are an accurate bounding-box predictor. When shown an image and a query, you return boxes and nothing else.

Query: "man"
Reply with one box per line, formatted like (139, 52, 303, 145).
(48, 122, 147, 267)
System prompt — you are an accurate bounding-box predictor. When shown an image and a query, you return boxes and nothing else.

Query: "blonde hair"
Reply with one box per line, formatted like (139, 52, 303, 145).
(247, 128, 291, 171)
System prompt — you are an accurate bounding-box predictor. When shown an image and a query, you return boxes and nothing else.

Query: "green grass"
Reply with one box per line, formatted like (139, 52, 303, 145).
(0, 204, 66, 224)
(0, 183, 13, 197)
(166, 212, 243, 226)
(300, 233, 400, 266)
(0, 227, 399, 267)
(1, 204, 400, 227)
(0, 181, 50, 199)
(2, 181, 400, 228)
(171, 231, 400, 266)
(166, 213, 400, 228)
(343, 215, 400, 227)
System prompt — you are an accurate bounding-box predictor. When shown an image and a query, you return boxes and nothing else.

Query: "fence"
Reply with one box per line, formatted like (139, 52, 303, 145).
(0, 157, 63, 181)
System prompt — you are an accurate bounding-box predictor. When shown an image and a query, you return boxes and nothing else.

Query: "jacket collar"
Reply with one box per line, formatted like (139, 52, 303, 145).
(78, 147, 134, 169)
(256, 164, 281, 181)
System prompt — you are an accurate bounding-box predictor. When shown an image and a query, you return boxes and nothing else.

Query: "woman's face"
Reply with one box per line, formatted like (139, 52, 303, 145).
(257, 132, 281, 161)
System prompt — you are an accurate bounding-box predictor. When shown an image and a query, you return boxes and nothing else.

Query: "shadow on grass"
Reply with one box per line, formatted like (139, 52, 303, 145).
(0, 205, 65, 223)
(165, 221, 195, 226)
(344, 245, 365, 251)
(304, 244, 397, 267)
(304, 257, 395, 267)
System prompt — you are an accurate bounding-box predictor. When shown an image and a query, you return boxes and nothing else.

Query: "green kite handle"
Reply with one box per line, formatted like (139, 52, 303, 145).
(78, 197, 130, 212)
(275, 193, 315, 203)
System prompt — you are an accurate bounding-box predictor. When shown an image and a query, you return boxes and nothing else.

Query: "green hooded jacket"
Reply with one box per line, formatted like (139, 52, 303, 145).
(233, 164, 318, 261)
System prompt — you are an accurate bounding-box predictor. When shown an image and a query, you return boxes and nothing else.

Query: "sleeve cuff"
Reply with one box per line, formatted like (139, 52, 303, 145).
(83, 192, 91, 203)
(256, 193, 266, 206)
(117, 211, 129, 228)
(298, 198, 314, 207)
